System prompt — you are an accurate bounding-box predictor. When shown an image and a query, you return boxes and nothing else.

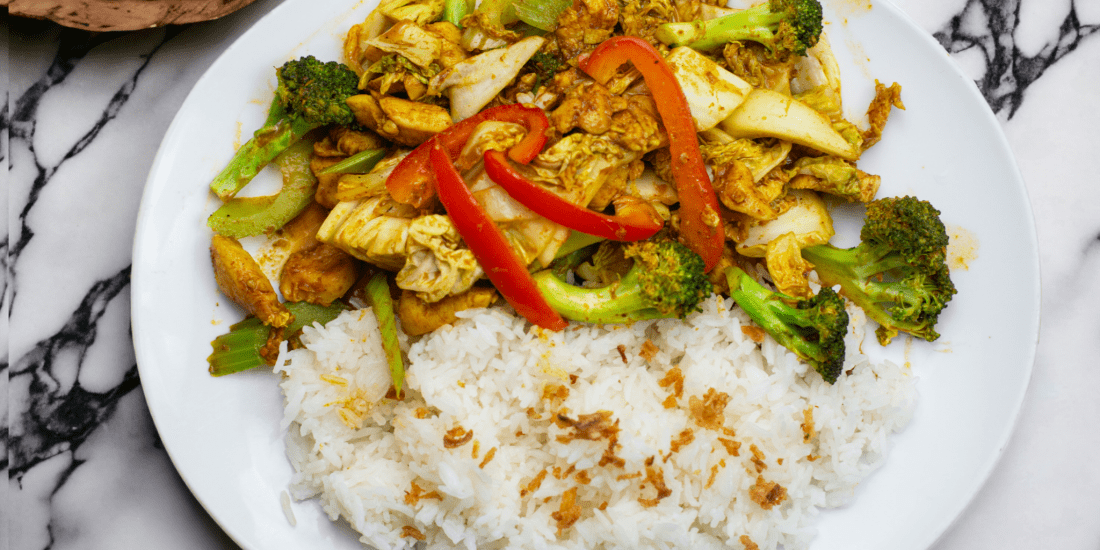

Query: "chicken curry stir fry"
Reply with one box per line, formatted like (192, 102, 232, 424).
(206, 0, 956, 387)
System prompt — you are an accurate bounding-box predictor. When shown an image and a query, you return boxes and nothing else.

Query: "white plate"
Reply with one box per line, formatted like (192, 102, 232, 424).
(131, 1, 1041, 548)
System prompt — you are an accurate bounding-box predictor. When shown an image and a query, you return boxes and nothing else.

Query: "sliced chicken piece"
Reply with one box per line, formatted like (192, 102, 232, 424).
(397, 287, 498, 336)
(210, 234, 292, 327)
(279, 243, 362, 306)
(347, 94, 453, 147)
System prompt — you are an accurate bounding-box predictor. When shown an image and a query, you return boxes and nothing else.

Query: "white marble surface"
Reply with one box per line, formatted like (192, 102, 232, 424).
(4, 0, 1099, 548)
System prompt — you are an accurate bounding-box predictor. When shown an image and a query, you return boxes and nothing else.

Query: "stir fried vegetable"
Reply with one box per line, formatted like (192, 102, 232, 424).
(207, 138, 318, 238)
(534, 240, 712, 324)
(386, 103, 549, 208)
(364, 273, 407, 394)
(203, 0, 945, 384)
(726, 266, 848, 383)
(430, 141, 567, 330)
(580, 36, 724, 272)
(207, 301, 348, 376)
(483, 150, 663, 241)
(442, 0, 472, 26)
(512, 0, 572, 30)
(210, 56, 359, 200)
(319, 148, 387, 175)
(656, 0, 824, 57)
(801, 196, 956, 345)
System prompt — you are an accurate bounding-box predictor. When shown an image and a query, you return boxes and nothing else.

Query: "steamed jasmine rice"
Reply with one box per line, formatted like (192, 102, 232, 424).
(276, 295, 915, 550)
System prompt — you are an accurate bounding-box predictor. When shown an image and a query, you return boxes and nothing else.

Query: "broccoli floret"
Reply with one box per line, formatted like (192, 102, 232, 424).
(655, 0, 823, 57)
(275, 56, 359, 126)
(526, 51, 565, 94)
(210, 56, 360, 200)
(726, 266, 848, 383)
(801, 196, 957, 345)
(533, 240, 713, 324)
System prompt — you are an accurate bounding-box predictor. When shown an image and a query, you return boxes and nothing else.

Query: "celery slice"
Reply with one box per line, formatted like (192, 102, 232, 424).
(209, 99, 318, 201)
(207, 301, 348, 376)
(207, 138, 318, 238)
(318, 148, 386, 175)
(365, 273, 405, 396)
(512, 0, 571, 31)
(443, 0, 474, 27)
(207, 317, 271, 376)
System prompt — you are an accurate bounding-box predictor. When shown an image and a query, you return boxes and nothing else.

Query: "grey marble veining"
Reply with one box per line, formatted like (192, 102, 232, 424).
(4, 0, 1099, 549)
(932, 0, 1100, 118)
(5, 4, 286, 548)
(7, 23, 153, 487)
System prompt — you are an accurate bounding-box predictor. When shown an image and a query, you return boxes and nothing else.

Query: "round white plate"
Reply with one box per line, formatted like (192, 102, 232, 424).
(131, 1, 1041, 548)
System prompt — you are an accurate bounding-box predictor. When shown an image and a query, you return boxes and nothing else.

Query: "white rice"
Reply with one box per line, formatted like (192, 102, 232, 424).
(276, 295, 916, 550)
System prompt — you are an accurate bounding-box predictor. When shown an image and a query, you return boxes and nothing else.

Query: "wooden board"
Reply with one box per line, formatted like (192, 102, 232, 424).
(6, 0, 263, 31)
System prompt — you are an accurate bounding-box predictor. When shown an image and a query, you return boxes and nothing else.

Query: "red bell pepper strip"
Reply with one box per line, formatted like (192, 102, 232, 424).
(387, 104, 550, 209)
(579, 36, 724, 272)
(482, 149, 663, 242)
(429, 142, 568, 331)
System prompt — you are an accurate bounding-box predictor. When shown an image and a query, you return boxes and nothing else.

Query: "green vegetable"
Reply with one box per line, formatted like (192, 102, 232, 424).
(800, 196, 957, 345)
(786, 155, 879, 203)
(512, 0, 572, 31)
(210, 56, 359, 201)
(207, 301, 348, 376)
(726, 266, 849, 384)
(364, 54, 441, 87)
(525, 51, 565, 93)
(365, 273, 405, 396)
(655, 0, 824, 57)
(443, 0, 474, 27)
(546, 244, 598, 279)
(533, 239, 712, 324)
(574, 241, 635, 286)
(526, 231, 606, 273)
(318, 148, 386, 175)
(552, 231, 605, 260)
(477, 0, 519, 26)
(206, 138, 317, 238)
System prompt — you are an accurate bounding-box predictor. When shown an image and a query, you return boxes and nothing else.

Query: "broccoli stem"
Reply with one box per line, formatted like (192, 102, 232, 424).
(532, 268, 667, 324)
(727, 268, 814, 347)
(209, 98, 319, 201)
(726, 266, 847, 383)
(802, 244, 924, 328)
(655, 4, 781, 51)
(802, 243, 913, 282)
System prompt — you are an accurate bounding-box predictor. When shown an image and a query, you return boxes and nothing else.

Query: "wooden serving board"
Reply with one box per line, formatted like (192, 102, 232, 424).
(5, 0, 262, 31)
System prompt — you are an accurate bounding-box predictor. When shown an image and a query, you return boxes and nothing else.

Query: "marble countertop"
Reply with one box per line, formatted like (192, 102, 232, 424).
(4, 0, 1098, 548)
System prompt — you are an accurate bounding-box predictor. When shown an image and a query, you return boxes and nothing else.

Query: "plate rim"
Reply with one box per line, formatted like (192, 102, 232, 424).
(869, 1, 1040, 546)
